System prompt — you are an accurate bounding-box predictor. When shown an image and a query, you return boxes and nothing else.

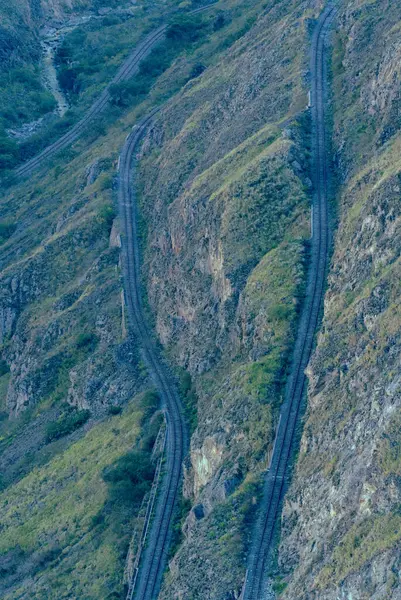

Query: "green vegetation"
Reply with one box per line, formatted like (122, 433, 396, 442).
(204, 475, 261, 558)
(178, 369, 198, 432)
(108, 405, 123, 415)
(76, 331, 99, 351)
(377, 413, 401, 476)
(45, 408, 91, 443)
(0, 0, 313, 596)
(109, 13, 208, 108)
(102, 449, 155, 503)
(0, 135, 19, 170)
(57, 9, 207, 113)
(0, 0, 58, 170)
(0, 359, 10, 377)
(169, 496, 192, 558)
(0, 0, 211, 174)
(272, 577, 288, 595)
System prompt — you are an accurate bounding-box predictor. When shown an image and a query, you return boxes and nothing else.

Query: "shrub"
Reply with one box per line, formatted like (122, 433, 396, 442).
(45, 409, 91, 443)
(179, 370, 198, 432)
(169, 496, 192, 558)
(33, 545, 62, 573)
(272, 578, 288, 594)
(108, 405, 122, 416)
(109, 77, 151, 107)
(213, 13, 226, 31)
(189, 62, 205, 79)
(58, 67, 80, 94)
(0, 222, 16, 244)
(102, 450, 155, 503)
(139, 49, 171, 78)
(76, 332, 99, 351)
(269, 304, 292, 321)
(0, 359, 10, 376)
(140, 389, 160, 422)
(166, 15, 205, 43)
(12, 67, 40, 87)
(0, 136, 19, 170)
(35, 91, 56, 114)
(99, 174, 114, 191)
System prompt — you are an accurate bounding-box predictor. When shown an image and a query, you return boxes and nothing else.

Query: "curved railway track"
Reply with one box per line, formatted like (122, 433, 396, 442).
(14, 5, 213, 179)
(242, 4, 336, 599)
(118, 111, 187, 600)
(11, 4, 215, 599)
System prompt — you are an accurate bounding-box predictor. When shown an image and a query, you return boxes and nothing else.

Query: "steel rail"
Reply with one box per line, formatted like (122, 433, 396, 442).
(242, 4, 336, 599)
(10, 4, 215, 599)
(115, 6, 217, 598)
(118, 110, 188, 600)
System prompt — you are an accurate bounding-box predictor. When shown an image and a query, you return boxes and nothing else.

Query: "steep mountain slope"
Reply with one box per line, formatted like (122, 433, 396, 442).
(0, 399, 150, 599)
(0, 105, 152, 597)
(2, 0, 399, 598)
(135, 0, 318, 596)
(0, 0, 179, 171)
(0, 3, 187, 597)
(0, 0, 311, 596)
(279, 2, 401, 598)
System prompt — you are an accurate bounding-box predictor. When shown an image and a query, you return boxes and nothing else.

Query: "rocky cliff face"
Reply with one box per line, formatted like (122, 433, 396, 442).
(136, 0, 322, 596)
(279, 2, 401, 598)
(0, 159, 139, 415)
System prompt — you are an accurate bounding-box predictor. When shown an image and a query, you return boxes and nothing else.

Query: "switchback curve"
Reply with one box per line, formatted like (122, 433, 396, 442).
(242, 4, 336, 599)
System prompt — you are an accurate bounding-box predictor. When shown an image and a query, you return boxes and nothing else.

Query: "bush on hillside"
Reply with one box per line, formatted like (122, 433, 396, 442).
(0, 359, 10, 376)
(109, 75, 153, 107)
(76, 332, 99, 351)
(166, 15, 206, 43)
(0, 221, 16, 245)
(189, 62, 206, 79)
(45, 409, 91, 443)
(102, 450, 155, 503)
(0, 135, 19, 170)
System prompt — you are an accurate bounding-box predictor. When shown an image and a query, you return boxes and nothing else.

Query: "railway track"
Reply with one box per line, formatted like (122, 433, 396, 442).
(15, 27, 166, 178)
(14, 5, 213, 179)
(118, 111, 187, 600)
(242, 4, 336, 599)
(11, 4, 215, 599)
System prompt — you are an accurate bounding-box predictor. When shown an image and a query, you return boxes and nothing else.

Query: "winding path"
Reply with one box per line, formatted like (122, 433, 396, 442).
(242, 4, 336, 599)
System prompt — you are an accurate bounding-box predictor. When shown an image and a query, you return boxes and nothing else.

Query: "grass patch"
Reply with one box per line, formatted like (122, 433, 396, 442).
(0, 394, 151, 598)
